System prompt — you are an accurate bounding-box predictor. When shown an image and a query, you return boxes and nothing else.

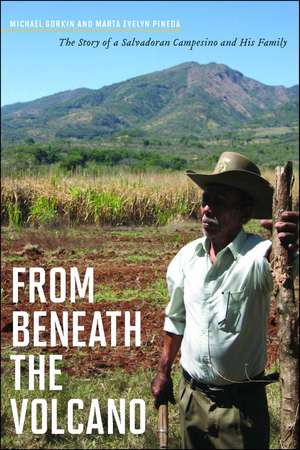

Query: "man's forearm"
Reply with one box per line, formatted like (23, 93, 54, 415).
(157, 331, 183, 375)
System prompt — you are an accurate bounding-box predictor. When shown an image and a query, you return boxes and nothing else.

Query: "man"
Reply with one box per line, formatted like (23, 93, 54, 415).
(151, 152, 298, 450)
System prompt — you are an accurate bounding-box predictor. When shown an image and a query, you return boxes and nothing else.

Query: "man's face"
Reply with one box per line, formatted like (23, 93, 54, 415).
(200, 184, 246, 241)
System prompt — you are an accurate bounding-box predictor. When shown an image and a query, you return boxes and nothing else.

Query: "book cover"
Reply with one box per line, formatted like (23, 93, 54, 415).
(1, 1, 298, 449)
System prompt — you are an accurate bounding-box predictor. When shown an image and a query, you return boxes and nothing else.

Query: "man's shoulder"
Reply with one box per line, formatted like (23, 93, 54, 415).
(172, 237, 204, 261)
(244, 232, 271, 246)
(243, 233, 272, 258)
(167, 237, 204, 273)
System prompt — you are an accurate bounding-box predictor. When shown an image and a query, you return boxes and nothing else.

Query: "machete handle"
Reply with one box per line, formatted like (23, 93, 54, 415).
(158, 403, 168, 449)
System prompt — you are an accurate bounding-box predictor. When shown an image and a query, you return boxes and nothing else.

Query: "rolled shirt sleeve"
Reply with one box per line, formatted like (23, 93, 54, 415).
(164, 249, 186, 335)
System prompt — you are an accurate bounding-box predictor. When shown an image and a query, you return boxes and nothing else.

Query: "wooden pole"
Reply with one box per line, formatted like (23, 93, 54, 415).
(158, 404, 168, 449)
(272, 161, 299, 449)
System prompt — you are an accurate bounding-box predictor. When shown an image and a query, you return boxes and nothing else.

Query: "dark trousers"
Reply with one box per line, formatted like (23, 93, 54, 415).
(179, 375, 270, 449)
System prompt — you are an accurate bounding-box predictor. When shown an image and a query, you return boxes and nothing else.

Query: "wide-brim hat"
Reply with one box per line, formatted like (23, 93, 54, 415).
(186, 152, 274, 219)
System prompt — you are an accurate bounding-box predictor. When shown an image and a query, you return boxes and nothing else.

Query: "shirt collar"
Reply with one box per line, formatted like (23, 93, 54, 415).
(227, 229, 247, 260)
(196, 228, 247, 260)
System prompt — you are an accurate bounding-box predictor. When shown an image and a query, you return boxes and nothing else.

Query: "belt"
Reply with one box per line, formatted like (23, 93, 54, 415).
(182, 368, 279, 393)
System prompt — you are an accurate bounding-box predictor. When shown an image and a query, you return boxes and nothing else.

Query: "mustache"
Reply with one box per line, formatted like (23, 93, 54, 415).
(202, 215, 219, 226)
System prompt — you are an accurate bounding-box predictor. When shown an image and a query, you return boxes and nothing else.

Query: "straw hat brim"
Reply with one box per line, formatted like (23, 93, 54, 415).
(186, 170, 274, 219)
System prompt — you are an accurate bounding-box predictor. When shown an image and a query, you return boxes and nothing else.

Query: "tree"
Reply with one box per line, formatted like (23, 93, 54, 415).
(272, 162, 299, 449)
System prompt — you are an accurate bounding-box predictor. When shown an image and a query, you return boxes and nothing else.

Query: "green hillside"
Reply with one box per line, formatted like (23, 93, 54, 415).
(2, 62, 298, 143)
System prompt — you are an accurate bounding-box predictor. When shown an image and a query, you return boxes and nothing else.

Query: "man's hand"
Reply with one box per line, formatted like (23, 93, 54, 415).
(261, 210, 299, 251)
(151, 371, 176, 409)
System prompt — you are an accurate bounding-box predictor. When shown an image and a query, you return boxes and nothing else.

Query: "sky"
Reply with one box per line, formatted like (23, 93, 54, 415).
(1, 0, 299, 106)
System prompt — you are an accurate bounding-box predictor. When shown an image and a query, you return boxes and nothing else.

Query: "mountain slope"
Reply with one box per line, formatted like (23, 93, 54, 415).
(2, 62, 298, 142)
